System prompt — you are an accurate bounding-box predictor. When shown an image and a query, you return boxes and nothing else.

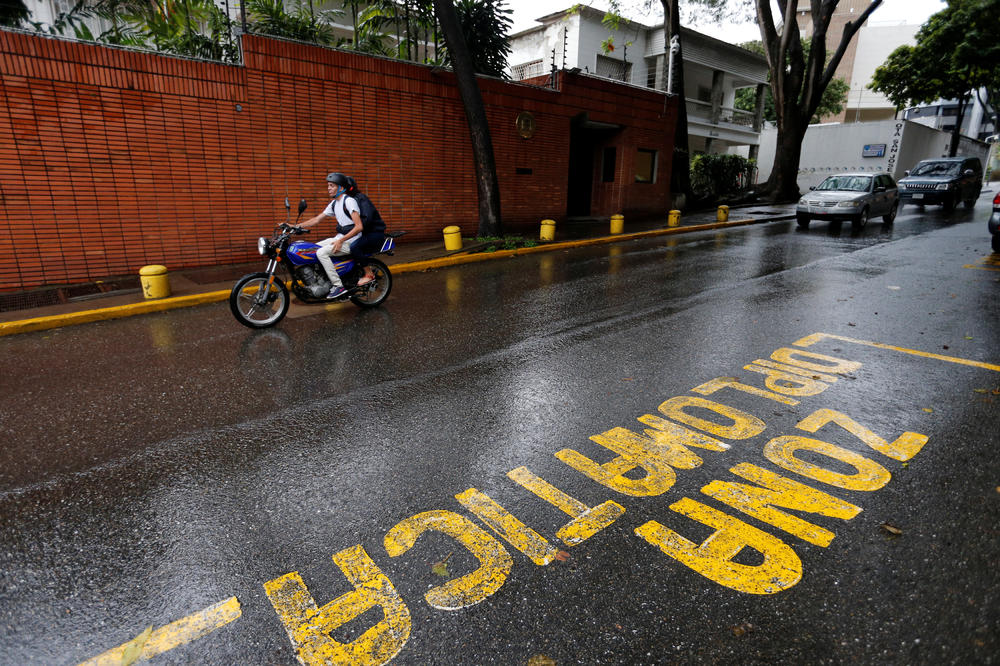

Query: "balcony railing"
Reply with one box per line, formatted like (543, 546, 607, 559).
(686, 98, 758, 130)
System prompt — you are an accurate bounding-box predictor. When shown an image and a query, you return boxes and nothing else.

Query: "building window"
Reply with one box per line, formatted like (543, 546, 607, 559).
(602, 147, 617, 182)
(635, 149, 657, 183)
(596, 55, 632, 83)
(645, 56, 659, 89)
(512, 60, 544, 81)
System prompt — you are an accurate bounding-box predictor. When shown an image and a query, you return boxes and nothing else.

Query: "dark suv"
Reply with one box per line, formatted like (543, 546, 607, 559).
(897, 156, 983, 212)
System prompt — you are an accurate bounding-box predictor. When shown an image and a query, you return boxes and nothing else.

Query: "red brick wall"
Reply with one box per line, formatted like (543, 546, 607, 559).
(0, 30, 676, 291)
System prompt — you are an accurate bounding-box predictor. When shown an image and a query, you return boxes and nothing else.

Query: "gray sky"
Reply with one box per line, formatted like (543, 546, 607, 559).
(507, 0, 947, 39)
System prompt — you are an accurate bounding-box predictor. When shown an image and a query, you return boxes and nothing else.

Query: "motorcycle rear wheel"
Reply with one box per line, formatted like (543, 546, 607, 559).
(350, 259, 392, 309)
(230, 272, 290, 328)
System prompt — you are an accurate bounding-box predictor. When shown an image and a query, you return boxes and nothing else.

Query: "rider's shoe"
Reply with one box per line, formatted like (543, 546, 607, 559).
(357, 274, 374, 286)
(326, 286, 348, 300)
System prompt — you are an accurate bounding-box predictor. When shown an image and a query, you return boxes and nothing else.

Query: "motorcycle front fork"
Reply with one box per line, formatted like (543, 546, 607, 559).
(260, 260, 280, 304)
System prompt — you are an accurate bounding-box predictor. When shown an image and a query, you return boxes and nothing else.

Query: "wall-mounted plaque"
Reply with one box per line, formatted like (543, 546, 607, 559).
(516, 111, 536, 139)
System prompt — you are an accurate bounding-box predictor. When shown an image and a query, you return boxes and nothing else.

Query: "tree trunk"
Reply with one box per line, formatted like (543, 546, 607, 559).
(756, 0, 884, 201)
(661, 0, 691, 209)
(432, 0, 503, 237)
(766, 118, 808, 201)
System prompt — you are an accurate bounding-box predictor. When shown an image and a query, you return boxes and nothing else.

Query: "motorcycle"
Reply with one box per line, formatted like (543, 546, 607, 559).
(230, 199, 404, 328)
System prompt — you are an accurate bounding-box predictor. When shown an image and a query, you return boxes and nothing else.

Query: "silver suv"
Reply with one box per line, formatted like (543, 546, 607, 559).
(897, 156, 983, 212)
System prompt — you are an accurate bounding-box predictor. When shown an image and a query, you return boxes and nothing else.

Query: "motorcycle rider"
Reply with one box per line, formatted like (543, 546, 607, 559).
(298, 172, 374, 299)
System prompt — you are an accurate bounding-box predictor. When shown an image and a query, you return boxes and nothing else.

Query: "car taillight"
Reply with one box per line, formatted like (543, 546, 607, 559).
(994, 191, 1000, 206)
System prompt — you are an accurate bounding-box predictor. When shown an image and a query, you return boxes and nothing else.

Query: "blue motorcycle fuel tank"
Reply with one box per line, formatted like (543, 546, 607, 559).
(287, 241, 355, 274)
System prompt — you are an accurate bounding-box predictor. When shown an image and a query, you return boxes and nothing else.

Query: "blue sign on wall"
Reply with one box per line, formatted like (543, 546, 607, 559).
(862, 144, 886, 157)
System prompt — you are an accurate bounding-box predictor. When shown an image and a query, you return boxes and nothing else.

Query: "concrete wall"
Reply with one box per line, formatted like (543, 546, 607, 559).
(0, 30, 676, 292)
(756, 120, 990, 192)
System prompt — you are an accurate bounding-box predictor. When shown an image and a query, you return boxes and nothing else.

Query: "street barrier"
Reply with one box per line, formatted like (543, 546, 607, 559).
(540, 219, 556, 241)
(139, 265, 170, 299)
(610, 214, 624, 235)
(443, 226, 462, 251)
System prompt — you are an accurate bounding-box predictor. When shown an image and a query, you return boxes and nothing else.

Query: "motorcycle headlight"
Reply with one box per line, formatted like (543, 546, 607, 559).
(257, 237, 268, 255)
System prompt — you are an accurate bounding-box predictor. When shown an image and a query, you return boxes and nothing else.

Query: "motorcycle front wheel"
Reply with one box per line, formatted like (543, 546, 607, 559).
(350, 259, 392, 309)
(230, 272, 290, 328)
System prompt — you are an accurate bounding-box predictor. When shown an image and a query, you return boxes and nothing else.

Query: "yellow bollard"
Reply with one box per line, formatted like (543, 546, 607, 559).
(610, 214, 624, 235)
(540, 219, 556, 241)
(668, 210, 681, 227)
(139, 264, 170, 299)
(717, 205, 730, 222)
(443, 225, 463, 251)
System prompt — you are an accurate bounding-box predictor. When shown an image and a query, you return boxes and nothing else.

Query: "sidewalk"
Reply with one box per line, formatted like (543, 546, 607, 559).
(0, 203, 797, 336)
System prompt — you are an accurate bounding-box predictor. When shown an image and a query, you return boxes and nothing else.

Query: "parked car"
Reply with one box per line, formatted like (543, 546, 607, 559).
(989, 190, 1000, 252)
(897, 156, 983, 212)
(796, 173, 899, 230)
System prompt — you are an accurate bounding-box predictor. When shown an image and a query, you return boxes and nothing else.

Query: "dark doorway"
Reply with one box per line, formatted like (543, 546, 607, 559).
(566, 114, 623, 217)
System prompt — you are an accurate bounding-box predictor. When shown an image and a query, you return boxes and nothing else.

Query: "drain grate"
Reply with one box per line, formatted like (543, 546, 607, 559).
(0, 276, 143, 313)
(0, 290, 62, 313)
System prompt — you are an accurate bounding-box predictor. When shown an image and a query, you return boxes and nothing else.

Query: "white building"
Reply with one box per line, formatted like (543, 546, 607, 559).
(507, 5, 770, 159)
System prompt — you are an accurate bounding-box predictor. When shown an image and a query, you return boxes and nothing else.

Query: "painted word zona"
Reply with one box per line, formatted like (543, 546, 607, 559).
(258, 332, 959, 665)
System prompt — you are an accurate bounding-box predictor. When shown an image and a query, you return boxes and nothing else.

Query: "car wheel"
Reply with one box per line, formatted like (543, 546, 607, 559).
(993, 234, 1000, 253)
(883, 201, 898, 224)
(964, 198, 976, 209)
(852, 206, 870, 231)
(796, 213, 810, 229)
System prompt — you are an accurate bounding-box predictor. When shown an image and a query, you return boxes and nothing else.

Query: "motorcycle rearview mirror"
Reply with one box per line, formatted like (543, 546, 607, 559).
(284, 197, 291, 223)
(296, 199, 307, 222)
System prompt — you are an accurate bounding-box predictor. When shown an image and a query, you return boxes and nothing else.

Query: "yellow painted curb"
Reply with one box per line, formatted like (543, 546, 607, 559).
(0, 290, 229, 337)
(0, 215, 786, 336)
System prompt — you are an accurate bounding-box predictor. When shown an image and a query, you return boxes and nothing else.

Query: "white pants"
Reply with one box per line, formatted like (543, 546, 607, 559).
(315, 235, 358, 289)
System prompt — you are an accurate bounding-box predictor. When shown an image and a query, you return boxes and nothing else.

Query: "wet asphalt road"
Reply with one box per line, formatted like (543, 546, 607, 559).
(1, 197, 998, 665)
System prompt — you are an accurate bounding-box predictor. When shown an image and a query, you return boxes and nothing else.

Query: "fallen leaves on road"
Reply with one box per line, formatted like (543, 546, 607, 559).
(922, 407, 934, 413)
(554, 550, 571, 562)
(528, 655, 556, 666)
(731, 622, 754, 637)
(880, 523, 903, 536)
(432, 552, 453, 578)
(120, 625, 153, 666)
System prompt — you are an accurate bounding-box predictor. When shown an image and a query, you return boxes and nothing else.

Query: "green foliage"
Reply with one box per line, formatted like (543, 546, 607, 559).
(689, 153, 756, 198)
(447, 0, 512, 77)
(734, 39, 849, 123)
(243, 0, 338, 45)
(27, 0, 96, 40)
(100, 0, 241, 62)
(0, 0, 31, 28)
(12, 0, 512, 77)
(474, 235, 536, 251)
